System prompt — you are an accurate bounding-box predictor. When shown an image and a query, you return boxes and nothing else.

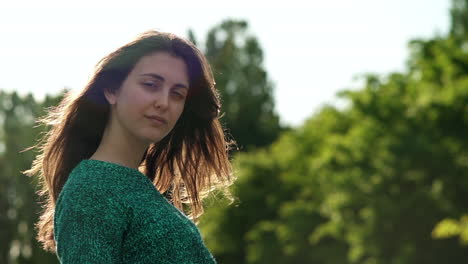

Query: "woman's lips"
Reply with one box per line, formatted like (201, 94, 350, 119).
(145, 115, 167, 125)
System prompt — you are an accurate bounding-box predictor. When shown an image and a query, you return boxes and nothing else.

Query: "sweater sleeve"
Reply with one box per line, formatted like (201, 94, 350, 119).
(54, 186, 128, 264)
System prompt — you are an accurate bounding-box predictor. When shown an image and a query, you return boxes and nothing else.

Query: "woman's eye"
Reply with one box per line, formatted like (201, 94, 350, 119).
(142, 82, 164, 91)
(172, 91, 185, 98)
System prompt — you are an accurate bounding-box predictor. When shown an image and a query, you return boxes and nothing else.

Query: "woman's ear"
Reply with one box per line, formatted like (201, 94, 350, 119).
(104, 88, 117, 105)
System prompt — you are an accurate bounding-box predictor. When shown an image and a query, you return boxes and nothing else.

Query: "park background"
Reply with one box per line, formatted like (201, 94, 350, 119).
(1, 0, 467, 263)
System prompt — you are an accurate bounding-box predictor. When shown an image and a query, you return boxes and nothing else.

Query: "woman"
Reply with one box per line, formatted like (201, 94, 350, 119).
(23, 30, 235, 263)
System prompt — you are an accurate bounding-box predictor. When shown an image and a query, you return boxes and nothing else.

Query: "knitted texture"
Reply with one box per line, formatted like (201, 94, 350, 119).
(53, 159, 217, 264)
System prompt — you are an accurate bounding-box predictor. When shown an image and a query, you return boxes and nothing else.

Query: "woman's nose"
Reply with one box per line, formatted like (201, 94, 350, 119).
(153, 89, 169, 110)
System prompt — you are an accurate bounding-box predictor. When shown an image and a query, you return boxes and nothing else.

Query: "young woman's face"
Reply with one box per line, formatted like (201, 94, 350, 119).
(105, 51, 189, 145)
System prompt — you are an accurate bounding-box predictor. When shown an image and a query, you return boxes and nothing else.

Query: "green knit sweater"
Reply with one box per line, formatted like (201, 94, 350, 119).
(53, 159, 217, 264)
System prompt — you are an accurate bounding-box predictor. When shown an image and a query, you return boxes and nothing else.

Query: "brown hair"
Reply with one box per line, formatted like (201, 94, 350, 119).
(22, 30, 236, 253)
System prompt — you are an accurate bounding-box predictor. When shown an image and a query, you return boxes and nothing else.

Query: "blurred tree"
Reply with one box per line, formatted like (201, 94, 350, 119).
(199, 1, 468, 263)
(450, 0, 468, 39)
(0, 90, 64, 264)
(188, 20, 284, 151)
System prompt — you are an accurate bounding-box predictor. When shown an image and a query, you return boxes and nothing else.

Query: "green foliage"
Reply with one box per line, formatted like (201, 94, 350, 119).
(0, 89, 65, 263)
(433, 215, 468, 245)
(200, 1, 468, 263)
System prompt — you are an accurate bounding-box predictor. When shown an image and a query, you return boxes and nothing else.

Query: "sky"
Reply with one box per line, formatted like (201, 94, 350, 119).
(0, 0, 451, 127)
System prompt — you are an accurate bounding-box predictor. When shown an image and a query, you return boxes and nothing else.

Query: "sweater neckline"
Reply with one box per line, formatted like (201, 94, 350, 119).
(81, 158, 160, 190)
(83, 158, 145, 176)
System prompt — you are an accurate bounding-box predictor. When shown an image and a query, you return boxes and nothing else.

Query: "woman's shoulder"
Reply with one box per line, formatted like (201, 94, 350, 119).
(57, 159, 148, 206)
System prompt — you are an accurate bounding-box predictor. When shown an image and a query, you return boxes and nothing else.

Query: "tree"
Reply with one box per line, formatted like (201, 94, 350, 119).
(199, 1, 468, 263)
(189, 20, 284, 151)
(0, 90, 65, 264)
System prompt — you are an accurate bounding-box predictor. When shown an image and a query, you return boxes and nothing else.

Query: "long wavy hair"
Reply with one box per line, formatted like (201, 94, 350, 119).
(22, 30, 236, 253)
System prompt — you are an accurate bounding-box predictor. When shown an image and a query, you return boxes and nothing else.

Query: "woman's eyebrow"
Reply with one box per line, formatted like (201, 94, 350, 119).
(139, 73, 188, 89)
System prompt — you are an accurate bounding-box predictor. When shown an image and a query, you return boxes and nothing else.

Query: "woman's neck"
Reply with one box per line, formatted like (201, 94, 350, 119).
(90, 125, 148, 170)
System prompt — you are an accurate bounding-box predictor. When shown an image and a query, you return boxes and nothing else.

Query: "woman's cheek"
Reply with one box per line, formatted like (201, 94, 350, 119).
(130, 89, 151, 106)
